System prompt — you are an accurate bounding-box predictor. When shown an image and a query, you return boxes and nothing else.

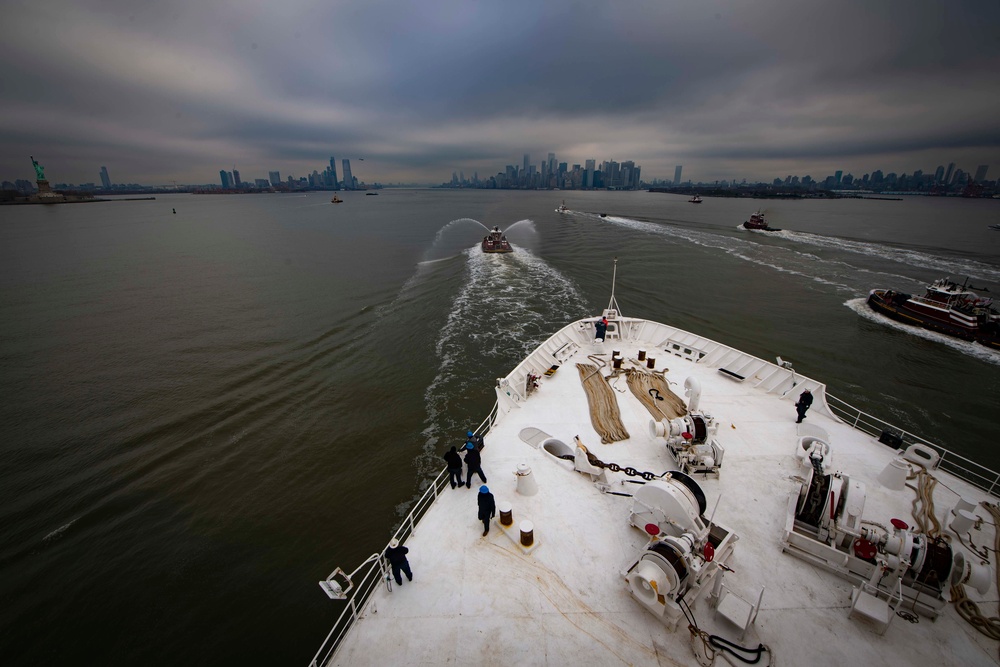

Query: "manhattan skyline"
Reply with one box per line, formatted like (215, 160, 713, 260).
(1, 1, 998, 186)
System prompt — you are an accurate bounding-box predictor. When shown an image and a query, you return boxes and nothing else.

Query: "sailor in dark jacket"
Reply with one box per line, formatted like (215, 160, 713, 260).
(595, 317, 608, 341)
(443, 446, 464, 489)
(795, 388, 813, 423)
(477, 485, 496, 536)
(463, 442, 487, 488)
(385, 538, 412, 585)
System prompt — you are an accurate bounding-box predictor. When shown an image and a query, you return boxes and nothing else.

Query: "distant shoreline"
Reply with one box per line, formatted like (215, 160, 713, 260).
(1, 196, 156, 205)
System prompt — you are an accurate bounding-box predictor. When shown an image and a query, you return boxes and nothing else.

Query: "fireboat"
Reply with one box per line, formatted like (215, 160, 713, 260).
(481, 226, 512, 254)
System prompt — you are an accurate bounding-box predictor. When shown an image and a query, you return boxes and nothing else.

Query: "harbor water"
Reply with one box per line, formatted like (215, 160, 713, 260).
(1, 190, 998, 664)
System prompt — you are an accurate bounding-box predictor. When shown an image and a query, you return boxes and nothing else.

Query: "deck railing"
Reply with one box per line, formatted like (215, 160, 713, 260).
(825, 393, 1000, 497)
(309, 406, 499, 667)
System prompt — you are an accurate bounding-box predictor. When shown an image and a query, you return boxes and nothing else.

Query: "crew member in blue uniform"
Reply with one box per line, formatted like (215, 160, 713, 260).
(477, 486, 496, 536)
(443, 446, 464, 489)
(795, 388, 813, 423)
(386, 538, 412, 585)
(463, 442, 487, 488)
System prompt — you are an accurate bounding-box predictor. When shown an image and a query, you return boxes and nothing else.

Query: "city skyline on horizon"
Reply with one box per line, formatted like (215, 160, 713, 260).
(7, 153, 989, 192)
(1, 2, 997, 186)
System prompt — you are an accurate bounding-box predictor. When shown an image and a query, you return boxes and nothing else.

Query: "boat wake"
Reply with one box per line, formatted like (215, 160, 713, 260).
(600, 214, 998, 298)
(603, 215, 863, 294)
(42, 518, 79, 544)
(409, 247, 589, 484)
(777, 230, 1000, 283)
(845, 297, 1000, 366)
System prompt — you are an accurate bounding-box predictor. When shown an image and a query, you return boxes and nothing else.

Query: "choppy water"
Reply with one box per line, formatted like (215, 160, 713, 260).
(1, 189, 998, 664)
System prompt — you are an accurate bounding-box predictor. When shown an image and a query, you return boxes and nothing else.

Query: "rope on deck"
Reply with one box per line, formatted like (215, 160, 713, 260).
(616, 367, 687, 421)
(951, 502, 1000, 650)
(576, 362, 630, 444)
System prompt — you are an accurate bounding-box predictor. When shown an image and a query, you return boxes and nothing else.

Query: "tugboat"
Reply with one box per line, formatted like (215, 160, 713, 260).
(331, 195, 343, 204)
(742, 210, 779, 231)
(688, 195, 702, 204)
(867, 278, 1000, 349)
(481, 226, 512, 254)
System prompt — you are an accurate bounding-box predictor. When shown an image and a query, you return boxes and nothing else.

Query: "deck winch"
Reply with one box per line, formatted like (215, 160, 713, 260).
(649, 411, 724, 478)
(783, 465, 990, 619)
(624, 475, 738, 629)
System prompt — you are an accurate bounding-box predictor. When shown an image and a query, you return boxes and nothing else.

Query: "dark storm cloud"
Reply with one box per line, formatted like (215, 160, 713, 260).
(1, 0, 997, 185)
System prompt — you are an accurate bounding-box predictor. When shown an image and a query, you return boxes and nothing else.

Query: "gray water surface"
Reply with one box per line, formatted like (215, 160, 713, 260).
(1, 190, 997, 664)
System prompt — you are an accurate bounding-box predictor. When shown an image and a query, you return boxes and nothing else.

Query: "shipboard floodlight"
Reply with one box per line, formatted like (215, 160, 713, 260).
(319, 552, 383, 600)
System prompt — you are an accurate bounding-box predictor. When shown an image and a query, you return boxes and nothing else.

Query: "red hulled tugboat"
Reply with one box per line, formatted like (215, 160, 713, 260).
(742, 210, 780, 231)
(481, 226, 513, 253)
(867, 278, 1000, 349)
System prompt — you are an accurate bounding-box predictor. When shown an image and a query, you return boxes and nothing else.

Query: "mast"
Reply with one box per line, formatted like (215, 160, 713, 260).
(606, 257, 622, 315)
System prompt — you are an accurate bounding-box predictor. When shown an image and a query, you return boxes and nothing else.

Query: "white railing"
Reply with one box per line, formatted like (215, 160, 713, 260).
(825, 393, 1000, 497)
(309, 406, 499, 667)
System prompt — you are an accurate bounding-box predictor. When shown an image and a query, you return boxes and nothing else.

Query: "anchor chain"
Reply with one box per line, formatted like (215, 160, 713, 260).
(583, 450, 665, 481)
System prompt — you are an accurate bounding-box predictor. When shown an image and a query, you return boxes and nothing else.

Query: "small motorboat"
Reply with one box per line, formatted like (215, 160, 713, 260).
(688, 196, 702, 204)
(557, 200, 568, 213)
(742, 210, 779, 231)
(599, 213, 607, 218)
(989, 224, 1000, 231)
(481, 226, 513, 253)
(331, 196, 343, 203)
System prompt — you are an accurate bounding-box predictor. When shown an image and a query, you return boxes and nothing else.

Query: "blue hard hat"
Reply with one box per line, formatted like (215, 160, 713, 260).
(465, 442, 475, 450)
(480, 485, 489, 493)
(467, 431, 474, 437)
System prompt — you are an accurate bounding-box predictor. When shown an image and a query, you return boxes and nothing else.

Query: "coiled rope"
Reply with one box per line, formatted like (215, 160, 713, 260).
(910, 463, 1000, 650)
(615, 366, 687, 421)
(951, 502, 1000, 650)
(908, 466, 941, 538)
(576, 362, 629, 443)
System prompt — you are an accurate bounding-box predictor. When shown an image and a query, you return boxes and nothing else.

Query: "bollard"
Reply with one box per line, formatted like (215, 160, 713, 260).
(638, 349, 646, 361)
(498, 500, 513, 527)
(646, 357, 656, 369)
(519, 520, 534, 547)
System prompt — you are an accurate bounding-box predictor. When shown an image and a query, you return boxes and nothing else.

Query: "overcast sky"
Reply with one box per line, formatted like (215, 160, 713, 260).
(2, 0, 998, 186)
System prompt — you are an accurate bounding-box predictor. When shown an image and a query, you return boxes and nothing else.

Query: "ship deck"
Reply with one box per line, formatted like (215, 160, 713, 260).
(325, 318, 999, 666)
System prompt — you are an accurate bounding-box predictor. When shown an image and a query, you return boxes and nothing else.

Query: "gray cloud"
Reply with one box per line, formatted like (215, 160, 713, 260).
(1, 0, 998, 185)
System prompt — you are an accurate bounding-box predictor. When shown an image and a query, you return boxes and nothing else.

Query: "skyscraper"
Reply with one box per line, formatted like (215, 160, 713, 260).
(341, 159, 354, 190)
(220, 170, 231, 189)
(523, 154, 530, 173)
(269, 171, 281, 187)
(943, 162, 955, 186)
(674, 165, 683, 185)
(329, 157, 338, 189)
(99, 166, 111, 189)
(584, 159, 595, 189)
(233, 169, 241, 187)
(934, 165, 945, 183)
(974, 165, 989, 183)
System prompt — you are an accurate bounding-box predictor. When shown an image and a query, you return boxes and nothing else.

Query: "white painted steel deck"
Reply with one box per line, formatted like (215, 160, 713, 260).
(318, 317, 999, 667)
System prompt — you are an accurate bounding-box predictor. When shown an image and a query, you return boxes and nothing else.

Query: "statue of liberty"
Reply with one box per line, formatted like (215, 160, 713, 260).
(30, 156, 46, 181)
